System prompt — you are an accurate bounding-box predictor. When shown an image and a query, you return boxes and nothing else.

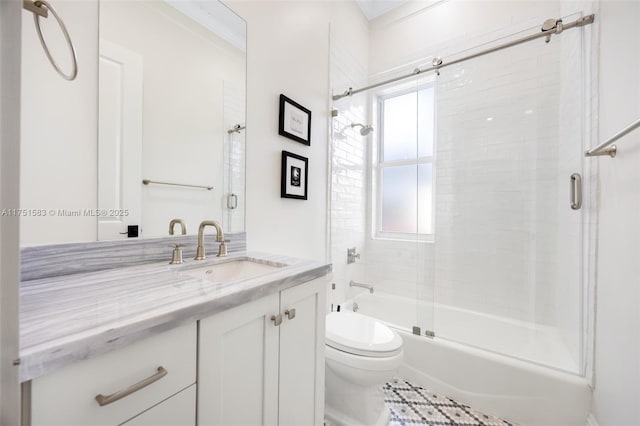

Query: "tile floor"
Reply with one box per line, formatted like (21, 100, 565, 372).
(384, 378, 515, 426)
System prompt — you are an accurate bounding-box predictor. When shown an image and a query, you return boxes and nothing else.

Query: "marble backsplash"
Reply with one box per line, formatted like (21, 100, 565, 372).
(21, 232, 247, 281)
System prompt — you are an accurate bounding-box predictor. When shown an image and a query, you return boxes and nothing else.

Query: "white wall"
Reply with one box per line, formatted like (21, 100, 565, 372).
(20, 1, 98, 245)
(592, 1, 640, 424)
(0, 0, 21, 422)
(228, 0, 368, 262)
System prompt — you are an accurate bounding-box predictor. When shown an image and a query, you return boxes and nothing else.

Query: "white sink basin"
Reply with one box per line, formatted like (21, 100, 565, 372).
(179, 259, 283, 283)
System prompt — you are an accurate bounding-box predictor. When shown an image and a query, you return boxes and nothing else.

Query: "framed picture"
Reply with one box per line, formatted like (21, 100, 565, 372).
(281, 151, 308, 200)
(279, 94, 311, 146)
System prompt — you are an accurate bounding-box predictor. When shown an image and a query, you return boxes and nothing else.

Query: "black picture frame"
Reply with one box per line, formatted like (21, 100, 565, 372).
(281, 151, 308, 200)
(278, 94, 311, 146)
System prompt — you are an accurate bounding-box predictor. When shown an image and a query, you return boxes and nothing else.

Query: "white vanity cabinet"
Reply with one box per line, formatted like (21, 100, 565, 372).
(24, 273, 328, 426)
(28, 323, 197, 426)
(198, 277, 327, 426)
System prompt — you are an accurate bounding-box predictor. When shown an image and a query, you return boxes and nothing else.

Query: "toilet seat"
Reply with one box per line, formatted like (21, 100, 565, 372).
(326, 312, 402, 358)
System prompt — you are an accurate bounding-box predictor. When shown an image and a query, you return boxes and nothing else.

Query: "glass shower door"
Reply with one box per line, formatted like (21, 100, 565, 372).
(414, 72, 436, 338)
(431, 21, 586, 374)
(222, 81, 246, 234)
(372, 73, 435, 333)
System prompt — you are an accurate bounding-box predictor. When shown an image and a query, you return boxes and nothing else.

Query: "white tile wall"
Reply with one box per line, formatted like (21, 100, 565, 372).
(330, 34, 436, 328)
(329, 28, 369, 308)
(364, 239, 433, 301)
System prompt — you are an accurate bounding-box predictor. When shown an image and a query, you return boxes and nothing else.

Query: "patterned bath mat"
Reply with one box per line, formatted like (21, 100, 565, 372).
(384, 378, 515, 426)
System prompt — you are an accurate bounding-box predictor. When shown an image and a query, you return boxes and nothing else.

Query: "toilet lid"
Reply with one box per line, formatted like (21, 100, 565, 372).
(326, 312, 402, 358)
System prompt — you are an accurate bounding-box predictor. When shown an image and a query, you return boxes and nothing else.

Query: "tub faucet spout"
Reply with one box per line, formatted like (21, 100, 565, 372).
(349, 280, 373, 294)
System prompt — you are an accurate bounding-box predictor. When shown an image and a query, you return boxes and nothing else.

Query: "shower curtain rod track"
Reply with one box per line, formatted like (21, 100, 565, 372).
(332, 14, 595, 101)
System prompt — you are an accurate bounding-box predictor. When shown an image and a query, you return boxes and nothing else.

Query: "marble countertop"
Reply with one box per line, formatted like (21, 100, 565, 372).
(19, 251, 331, 382)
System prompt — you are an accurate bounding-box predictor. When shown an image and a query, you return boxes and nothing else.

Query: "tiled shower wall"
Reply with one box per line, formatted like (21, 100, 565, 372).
(330, 29, 435, 313)
(329, 27, 369, 306)
(364, 239, 432, 301)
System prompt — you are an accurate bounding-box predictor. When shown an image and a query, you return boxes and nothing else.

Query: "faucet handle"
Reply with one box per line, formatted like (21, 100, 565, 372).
(216, 240, 230, 258)
(347, 247, 360, 264)
(169, 244, 184, 265)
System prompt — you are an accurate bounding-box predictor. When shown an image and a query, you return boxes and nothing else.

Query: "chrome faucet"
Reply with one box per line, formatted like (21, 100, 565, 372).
(169, 218, 187, 235)
(349, 280, 374, 294)
(195, 220, 227, 260)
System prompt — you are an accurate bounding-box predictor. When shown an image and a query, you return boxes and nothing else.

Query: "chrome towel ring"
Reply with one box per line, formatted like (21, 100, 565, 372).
(23, 0, 78, 81)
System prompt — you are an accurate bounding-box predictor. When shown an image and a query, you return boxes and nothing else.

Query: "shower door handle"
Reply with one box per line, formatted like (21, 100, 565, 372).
(227, 193, 238, 210)
(570, 173, 582, 210)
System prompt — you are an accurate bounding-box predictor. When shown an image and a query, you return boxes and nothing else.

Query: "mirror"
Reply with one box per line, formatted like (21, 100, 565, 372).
(98, 0, 246, 240)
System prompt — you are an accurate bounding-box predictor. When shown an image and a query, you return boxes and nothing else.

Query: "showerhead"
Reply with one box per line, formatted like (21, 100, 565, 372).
(350, 123, 374, 136)
(360, 125, 374, 136)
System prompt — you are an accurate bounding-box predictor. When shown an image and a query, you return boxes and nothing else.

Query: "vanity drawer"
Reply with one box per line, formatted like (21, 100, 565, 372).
(121, 384, 196, 426)
(29, 323, 196, 426)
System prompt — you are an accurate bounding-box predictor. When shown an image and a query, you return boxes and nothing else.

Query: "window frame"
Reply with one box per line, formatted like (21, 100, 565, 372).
(373, 83, 436, 242)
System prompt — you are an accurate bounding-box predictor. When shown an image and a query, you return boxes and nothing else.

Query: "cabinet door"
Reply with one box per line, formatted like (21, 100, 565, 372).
(278, 278, 327, 426)
(198, 293, 280, 426)
(121, 384, 195, 426)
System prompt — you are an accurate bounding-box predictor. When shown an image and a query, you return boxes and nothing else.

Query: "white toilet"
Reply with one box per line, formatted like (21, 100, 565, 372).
(325, 311, 404, 426)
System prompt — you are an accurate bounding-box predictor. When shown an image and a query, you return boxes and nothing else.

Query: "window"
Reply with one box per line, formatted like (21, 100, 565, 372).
(375, 85, 435, 239)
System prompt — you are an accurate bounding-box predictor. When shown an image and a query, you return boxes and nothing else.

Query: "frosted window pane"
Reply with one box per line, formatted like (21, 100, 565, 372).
(383, 92, 417, 161)
(418, 164, 433, 234)
(381, 165, 417, 233)
(418, 87, 435, 157)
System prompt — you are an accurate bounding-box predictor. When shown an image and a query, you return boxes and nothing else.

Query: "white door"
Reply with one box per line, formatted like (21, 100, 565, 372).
(278, 279, 326, 426)
(198, 293, 280, 426)
(98, 40, 142, 240)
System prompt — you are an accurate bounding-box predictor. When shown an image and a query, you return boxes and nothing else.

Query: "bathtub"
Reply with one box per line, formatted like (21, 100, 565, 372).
(343, 292, 591, 426)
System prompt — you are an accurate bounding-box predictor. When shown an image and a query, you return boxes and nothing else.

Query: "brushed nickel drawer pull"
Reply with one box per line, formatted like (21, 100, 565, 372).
(95, 366, 167, 406)
(285, 308, 296, 320)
